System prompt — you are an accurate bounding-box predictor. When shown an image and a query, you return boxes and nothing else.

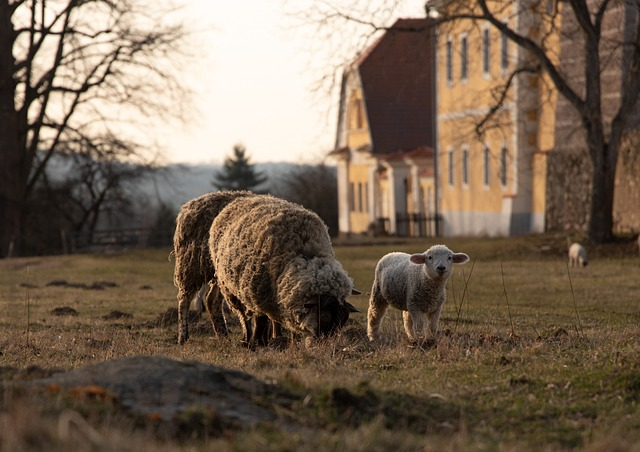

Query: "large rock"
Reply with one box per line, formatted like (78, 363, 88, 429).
(20, 356, 298, 429)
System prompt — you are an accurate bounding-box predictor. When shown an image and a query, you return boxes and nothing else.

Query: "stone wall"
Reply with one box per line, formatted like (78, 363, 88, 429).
(545, 149, 592, 233)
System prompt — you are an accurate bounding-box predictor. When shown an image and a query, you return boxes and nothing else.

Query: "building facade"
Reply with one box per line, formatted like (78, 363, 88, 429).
(433, 0, 560, 236)
(330, 18, 438, 237)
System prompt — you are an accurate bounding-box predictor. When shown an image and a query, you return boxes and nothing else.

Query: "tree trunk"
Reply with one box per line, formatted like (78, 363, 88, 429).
(0, 4, 25, 257)
(588, 143, 616, 243)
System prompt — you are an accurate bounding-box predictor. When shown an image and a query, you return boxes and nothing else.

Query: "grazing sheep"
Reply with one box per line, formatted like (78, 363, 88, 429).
(173, 190, 256, 344)
(568, 242, 588, 267)
(367, 244, 469, 343)
(209, 195, 360, 347)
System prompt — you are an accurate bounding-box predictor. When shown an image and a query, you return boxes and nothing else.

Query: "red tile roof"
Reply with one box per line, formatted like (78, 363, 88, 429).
(356, 18, 436, 155)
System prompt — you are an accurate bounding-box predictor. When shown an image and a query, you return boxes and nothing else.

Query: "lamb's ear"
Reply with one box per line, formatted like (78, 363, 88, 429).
(409, 253, 426, 264)
(453, 252, 470, 264)
(351, 288, 362, 296)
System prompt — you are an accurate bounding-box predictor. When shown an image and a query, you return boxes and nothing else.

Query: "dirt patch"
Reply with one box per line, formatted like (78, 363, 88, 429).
(51, 306, 79, 316)
(45, 280, 118, 290)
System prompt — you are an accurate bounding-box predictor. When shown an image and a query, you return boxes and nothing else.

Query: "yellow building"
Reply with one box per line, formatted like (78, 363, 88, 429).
(330, 19, 437, 237)
(432, 0, 561, 236)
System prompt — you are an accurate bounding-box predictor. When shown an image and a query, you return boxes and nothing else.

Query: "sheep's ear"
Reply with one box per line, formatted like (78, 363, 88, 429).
(343, 301, 361, 313)
(409, 253, 426, 264)
(351, 288, 362, 296)
(453, 253, 470, 264)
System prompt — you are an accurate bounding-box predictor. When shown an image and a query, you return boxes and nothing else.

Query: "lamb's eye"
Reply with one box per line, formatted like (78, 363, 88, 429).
(427, 255, 432, 260)
(448, 256, 452, 260)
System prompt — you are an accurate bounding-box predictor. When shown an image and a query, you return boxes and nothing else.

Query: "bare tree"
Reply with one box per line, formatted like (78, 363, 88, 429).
(291, 0, 640, 243)
(272, 162, 338, 236)
(0, 0, 191, 257)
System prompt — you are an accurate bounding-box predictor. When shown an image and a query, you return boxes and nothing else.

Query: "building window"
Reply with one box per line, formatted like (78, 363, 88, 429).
(446, 39, 453, 83)
(364, 182, 369, 213)
(482, 28, 491, 75)
(357, 182, 363, 212)
(349, 95, 365, 130)
(448, 148, 454, 186)
(500, 146, 508, 186)
(501, 32, 509, 71)
(483, 146, 490, 187)
(349, 182, 355, 211)
(462, 148, 469, 186)
(460, 35, 468, 80)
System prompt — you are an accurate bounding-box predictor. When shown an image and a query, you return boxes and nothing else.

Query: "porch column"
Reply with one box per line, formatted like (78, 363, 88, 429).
(336, 159, 351, 237)
(387, 165, 410, 235)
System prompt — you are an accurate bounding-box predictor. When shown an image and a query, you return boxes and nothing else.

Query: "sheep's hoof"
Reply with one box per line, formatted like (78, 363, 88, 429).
(268, 336, 289, 350)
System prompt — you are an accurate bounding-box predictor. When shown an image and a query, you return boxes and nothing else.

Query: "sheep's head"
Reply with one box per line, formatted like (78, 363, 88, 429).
(410, 244, 469, 280)
(299, 292, 360, 337)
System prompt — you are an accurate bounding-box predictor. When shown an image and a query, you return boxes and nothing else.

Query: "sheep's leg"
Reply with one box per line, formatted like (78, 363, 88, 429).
(403, 310, 426, 342)
(367, 289, 388, 341)
(204, 282, 228, 337)
(223, 294, 252, 347)
(177, 288, 197, 344)
(251, 315, 271, 347)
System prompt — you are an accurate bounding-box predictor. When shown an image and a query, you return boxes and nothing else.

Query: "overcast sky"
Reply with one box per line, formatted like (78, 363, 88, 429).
(164, 0, 426, 165)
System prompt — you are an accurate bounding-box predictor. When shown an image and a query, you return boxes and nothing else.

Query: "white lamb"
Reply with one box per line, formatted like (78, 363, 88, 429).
(568, 242, 588, 267)
(367, 244, 469, 343)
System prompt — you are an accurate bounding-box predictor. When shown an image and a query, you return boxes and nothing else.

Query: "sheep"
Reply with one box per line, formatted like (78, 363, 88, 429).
(568, 242, 588, 267)
(173, 190, 256, 344)
(208, 194, 360, 347)
(367, 244, 469, 344)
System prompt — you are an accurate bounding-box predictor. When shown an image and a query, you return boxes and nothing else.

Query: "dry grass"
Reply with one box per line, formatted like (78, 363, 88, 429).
(1, 236, 640, 451)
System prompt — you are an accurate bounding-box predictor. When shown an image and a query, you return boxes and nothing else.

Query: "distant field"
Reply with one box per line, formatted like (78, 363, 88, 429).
(0, 235, 639, 451)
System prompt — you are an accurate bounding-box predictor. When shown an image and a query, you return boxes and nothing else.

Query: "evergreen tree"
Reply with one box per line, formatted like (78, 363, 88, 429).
(212, 144, 267, 192)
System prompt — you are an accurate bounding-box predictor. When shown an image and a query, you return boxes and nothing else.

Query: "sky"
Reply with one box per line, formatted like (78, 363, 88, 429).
(164, 0, 426, 165)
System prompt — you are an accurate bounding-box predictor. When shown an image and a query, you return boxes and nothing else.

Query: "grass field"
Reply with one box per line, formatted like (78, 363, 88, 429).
(0, 235, 639, 451)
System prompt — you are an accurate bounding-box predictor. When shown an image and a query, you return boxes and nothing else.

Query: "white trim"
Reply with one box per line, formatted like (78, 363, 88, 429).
(439, 103, 513, 122)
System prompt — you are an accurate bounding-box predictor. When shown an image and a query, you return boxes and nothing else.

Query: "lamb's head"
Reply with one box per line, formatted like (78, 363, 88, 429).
(410, 244, 470, 280)
(298, 292, 360, 337)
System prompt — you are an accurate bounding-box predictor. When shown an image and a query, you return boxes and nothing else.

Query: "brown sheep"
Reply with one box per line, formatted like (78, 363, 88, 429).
(172, 190, 256, 344)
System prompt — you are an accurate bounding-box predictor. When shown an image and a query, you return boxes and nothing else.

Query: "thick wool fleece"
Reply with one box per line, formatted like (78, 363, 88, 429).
(209, 195, 355, 339)
(173, 190, 256, 343)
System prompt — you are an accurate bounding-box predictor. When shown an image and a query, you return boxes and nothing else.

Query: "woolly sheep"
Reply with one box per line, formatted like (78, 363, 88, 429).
(209, 194, 360, 347)
(568, 242, 588, 267)
(367, 244, 469, 343)
(173, 190, 256, 344)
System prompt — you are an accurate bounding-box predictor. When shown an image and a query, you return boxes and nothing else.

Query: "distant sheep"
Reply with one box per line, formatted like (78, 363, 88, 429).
(209, 195, 360, 347)
(173, 190, 256, 344)
(367, 244, 469, 343)
(568, 242, 588, 267)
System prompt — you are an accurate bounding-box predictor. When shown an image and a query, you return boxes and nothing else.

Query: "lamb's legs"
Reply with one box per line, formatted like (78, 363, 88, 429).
(427, 305, 443, 338)
(403, 310, 426, 342)
(367, 291, 388, 341)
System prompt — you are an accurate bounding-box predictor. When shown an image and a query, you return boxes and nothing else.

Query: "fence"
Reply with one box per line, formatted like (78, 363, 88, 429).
(376, 213, 441, 237)
(63, 227, 173, 253)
